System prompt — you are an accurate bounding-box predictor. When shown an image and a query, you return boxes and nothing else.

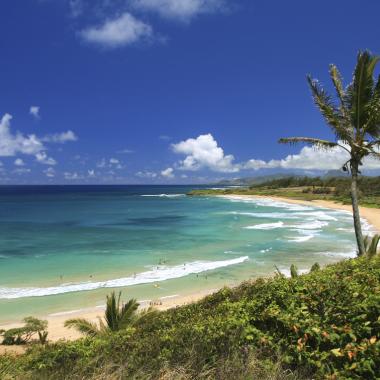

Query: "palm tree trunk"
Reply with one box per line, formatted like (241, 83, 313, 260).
(350, 161, 365, 256)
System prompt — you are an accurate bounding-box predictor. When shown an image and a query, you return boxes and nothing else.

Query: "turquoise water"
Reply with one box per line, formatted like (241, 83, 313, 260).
(0, 185, 367, 323)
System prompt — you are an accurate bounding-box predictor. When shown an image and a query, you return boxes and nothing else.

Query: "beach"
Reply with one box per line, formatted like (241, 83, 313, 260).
(218, 194, 380, 232)
(0, 288, 217, 354)
(1, 193, 378, 350)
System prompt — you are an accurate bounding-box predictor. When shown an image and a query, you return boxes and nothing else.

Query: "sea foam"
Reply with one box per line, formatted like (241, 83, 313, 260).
(0, 256, 249, 299)
(244, 221, 284, 230)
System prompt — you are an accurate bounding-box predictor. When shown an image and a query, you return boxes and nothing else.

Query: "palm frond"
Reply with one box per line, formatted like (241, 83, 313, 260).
(290, 264, 298, 278)
(369, 152, 380, 161)
(364, 234, 380, 258)
(104, 291, 120, 331)
(375, 74, 380, 95)
(278, 137, 338, 149)
(329, 64, 348, 114)
(64, 318, 99, 337)
(347, 51, 380, 136)
(363, 92, 380, 138)
(307, 75, 352, 142)
(120, 299, 139, 328)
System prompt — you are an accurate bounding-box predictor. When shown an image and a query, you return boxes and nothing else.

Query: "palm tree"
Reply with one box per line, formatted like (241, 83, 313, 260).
(279, 51, 380, 256)
(65, 292, 139, 337)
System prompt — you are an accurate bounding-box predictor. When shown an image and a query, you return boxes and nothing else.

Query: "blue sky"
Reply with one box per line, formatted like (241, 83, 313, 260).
(1, 0, 380, 184)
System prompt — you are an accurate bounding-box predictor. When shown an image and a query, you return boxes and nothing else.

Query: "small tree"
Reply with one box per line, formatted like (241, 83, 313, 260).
(0, 317, 48, 345)
(65, 292, 139, 337)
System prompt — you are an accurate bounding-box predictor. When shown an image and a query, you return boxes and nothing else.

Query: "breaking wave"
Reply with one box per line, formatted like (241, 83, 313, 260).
(0, 256, 249, 299)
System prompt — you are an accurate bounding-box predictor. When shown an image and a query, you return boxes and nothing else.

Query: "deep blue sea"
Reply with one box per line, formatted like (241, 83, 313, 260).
(0, 185, 369, 323)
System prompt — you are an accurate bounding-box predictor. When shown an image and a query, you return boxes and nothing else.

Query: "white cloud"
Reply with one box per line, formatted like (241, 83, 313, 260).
(80, 12, 153, 48)
(132, 0, 226, 21)
(44, 167, 56, 178)
(172, 134, 238, 173)
(97, 157, 123, 169)
(136, 170, 158, 178)
(14, 168, 31, 174)
(29, 106, 40, 119)
(161, 167, 174, 178)
(35, 152, 57, 166)
(64, 171, 81, 180)
(14, 158, 25, 166)
(96, 158, 107, 168)
(88, 169, 96, 177)
(244, 143, 380, 171)
(0, 114, 44, 157)
(117, 148, 134, 154)
(42, 130, 78, 143)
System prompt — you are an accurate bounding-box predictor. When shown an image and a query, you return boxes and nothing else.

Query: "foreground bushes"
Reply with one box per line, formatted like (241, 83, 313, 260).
(2, 257, 380, 379)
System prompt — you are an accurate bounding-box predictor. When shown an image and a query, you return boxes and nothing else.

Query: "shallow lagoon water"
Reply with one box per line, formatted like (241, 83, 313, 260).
(0, 185, 369, 323)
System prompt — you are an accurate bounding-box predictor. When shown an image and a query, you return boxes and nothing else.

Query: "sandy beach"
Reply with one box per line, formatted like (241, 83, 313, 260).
(1, 194, 379, 353)
(0, 288, 218, 354)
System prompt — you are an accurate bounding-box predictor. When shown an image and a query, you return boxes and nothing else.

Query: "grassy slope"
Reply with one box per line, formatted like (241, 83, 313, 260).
(1, 257, 380, 379)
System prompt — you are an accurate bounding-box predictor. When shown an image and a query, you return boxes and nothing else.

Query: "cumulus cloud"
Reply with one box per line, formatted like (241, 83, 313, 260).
(80, 12, 153, 48)
(171, 134, 380, 174)
(14, 158, 25, 166)
(161, 167, 174, 178)
(97, 158, 123, 169)
(0, 113, 77, 171)
(0, 114, 43, 157)
(244, 142, 380, 171)
(172, 134, 238, 173)
(44, 167, 56, 178)
(42, 130, 78, 143)
(136, 170, 158, 178)
(64, 171, 81, 180)
(35, 152, 57, 166)
(29, 106, 40, 119)
(132, 0, 226, 21)
(14, 168, 31, 174)
(109, 158, 120, 164)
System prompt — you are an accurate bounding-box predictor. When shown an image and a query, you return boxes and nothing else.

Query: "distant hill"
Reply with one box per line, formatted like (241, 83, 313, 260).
(216, 173, 302, 186)
(323, 170, 350, 178)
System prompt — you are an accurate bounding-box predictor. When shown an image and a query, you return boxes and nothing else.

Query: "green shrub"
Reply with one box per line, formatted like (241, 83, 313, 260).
(1, 317, 48, 346)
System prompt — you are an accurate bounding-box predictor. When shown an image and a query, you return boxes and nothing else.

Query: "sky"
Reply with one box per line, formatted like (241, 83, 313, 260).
(1, 0, 380, 184)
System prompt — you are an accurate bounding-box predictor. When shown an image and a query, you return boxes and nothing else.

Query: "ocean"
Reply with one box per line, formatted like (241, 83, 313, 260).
(0, 185, 369, 323)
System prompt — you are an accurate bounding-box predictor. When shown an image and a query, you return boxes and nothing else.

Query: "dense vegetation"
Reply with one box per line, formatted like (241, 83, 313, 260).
(189, 176, 380, 208)
(1, 256, 380, 379)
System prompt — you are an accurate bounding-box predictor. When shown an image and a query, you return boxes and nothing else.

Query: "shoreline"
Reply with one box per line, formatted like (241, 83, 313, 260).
(217, 194, 380, 233)
(0, 288, 218, 353)
(1, 194, 379, 351)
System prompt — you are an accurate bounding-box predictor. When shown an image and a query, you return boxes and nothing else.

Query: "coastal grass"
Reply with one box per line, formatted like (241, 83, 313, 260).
(1, 256, 380, 379)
